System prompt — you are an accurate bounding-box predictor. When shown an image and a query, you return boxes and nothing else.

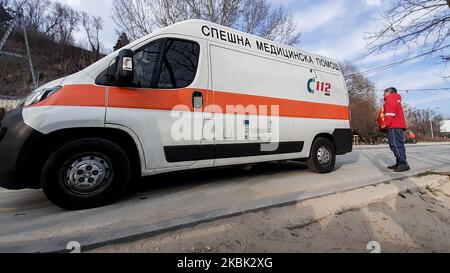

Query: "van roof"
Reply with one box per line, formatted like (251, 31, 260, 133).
(157, 19, 341, 71)
(83, 19, 342, 79)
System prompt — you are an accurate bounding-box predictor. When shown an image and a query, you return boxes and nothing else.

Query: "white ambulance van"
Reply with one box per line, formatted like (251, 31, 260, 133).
(0, 20, 352, 210)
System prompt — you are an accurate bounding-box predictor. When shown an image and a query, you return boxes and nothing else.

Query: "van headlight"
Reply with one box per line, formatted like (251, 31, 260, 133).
(21, 86, 62, 107)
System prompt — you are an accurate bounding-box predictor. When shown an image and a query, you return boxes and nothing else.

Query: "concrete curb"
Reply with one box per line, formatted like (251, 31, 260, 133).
(1, 168, 449, 253)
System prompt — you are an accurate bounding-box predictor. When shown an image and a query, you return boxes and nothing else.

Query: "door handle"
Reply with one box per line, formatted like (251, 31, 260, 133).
(192, 91, 203, 109)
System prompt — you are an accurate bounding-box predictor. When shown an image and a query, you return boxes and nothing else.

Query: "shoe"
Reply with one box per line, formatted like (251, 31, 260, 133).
(388, 164, 398, 170)
(394, 165, 410, 172)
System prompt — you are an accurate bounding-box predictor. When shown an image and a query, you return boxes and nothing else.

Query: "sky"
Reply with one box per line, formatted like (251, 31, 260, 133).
(57, 0, 450, 118)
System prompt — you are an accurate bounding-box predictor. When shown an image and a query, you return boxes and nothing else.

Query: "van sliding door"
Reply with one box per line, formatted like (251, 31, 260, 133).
(208, 43, 298, 166)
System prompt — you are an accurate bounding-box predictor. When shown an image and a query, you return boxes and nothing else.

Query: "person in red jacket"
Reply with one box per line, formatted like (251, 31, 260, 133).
(379, 87, 410, 172)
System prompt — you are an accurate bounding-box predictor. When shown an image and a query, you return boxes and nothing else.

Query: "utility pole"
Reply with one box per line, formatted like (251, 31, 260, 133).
(430, 117, 434, 139)
(22, 25, 37, 88)
(431, 107, 442, 139)
(0, 6, 18, 51)
(0, 6, 39, 89)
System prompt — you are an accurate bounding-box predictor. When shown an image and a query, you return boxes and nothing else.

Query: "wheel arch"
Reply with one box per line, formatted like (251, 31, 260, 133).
(311, 129, 353, 156)
(312, 133, 336, 153)
(24, 127, 144, 189)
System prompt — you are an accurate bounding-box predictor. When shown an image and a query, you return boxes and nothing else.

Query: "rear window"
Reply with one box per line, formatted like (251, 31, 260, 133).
(158, 39, 200, 89)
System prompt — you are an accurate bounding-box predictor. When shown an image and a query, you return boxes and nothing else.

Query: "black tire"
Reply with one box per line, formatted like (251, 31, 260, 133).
(41, 138, 131, 210)
(307, 137, 336, 174)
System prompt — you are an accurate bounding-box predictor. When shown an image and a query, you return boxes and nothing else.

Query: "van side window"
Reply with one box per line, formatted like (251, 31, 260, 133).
(157, 39, 200, 89)
(133, 39, 163, 88)
(95, 38, 199, 88)
(94, 39, 163, 87)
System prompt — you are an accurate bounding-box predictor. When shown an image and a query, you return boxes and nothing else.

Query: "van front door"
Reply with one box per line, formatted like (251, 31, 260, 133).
(106, 36, 212, 172)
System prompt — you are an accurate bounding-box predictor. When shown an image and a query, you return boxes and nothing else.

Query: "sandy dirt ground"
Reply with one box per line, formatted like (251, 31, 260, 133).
(91, 174, 450, 253)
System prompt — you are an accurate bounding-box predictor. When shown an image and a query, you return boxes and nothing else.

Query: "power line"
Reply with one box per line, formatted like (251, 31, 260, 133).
(350, 45, 450, 77)
(399, 88, 450, 92)
(360, 45, 450, 75)
(376, 88, 450, 93)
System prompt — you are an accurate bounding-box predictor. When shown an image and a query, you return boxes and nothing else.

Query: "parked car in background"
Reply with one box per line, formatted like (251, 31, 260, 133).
(405, 131, 417, 144)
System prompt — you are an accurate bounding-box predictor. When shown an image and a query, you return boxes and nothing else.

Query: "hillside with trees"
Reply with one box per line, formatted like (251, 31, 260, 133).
(0, 0, 106, 96)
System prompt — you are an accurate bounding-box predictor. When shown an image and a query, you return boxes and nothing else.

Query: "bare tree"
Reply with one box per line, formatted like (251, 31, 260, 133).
(341, 61, 377, 100)
(404, 106, 443, 138)
(367, 0, 450, 62)
(112, 0, 301, 45)
(22, 0, 49, 32)
(42, 3, 65, 37)
(111, 0, 156, 41)
(239, 0, 300, 45)
(152, 0, 190, 27)
(341, 61, 380, 140)
(53, 2, 79, 45)
(2, 1, 79, 45)
(81, 11, 103, 58)
(0, 0, 10, 9)
(184, 0, 240, 26)
(0, 1, 13, 26)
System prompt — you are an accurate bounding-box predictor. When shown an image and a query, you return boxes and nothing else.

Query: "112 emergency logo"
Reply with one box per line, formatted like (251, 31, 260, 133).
(307, 69, 331, 97)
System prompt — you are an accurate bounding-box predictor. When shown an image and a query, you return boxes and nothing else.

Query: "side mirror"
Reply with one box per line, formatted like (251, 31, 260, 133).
(115, 49, 134, 84)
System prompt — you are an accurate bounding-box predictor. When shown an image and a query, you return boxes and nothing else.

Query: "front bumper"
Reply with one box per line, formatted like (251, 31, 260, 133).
(0, 108, 43, 190)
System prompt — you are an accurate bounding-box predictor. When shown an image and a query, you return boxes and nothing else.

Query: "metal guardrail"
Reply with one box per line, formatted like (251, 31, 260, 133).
(0, 96, 20, 111)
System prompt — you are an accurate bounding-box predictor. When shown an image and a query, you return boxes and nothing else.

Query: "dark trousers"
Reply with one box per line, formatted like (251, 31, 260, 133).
(387, 128, 408, 166)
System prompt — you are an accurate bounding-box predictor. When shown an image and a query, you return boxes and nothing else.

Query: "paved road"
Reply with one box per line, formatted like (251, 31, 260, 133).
(1, 143, 450, 252)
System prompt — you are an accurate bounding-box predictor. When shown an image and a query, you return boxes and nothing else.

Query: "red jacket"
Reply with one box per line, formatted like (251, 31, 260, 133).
(378, 93, 407, 130)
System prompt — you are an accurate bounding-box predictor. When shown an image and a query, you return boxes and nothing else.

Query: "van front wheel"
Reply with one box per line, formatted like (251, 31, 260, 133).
(307, 137, 336, 174)
(41, 138, 131, 210)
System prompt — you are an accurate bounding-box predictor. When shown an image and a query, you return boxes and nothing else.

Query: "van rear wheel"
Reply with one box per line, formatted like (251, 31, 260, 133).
(41, 138, 131, 210)
(307, 137, 336, 174)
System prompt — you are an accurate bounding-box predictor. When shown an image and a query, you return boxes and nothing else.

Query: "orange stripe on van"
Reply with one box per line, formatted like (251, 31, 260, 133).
(213, 91, 350, 120)
(108, 87, 349, 120)
(35, 84, 350, 120)
(108, 87, 205, 112)
(34, 84, 106, 107)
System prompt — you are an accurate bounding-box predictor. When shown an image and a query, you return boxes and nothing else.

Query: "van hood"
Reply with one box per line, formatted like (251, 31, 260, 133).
(34, 68, 95, 93)
(38, 77, 67, 90)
